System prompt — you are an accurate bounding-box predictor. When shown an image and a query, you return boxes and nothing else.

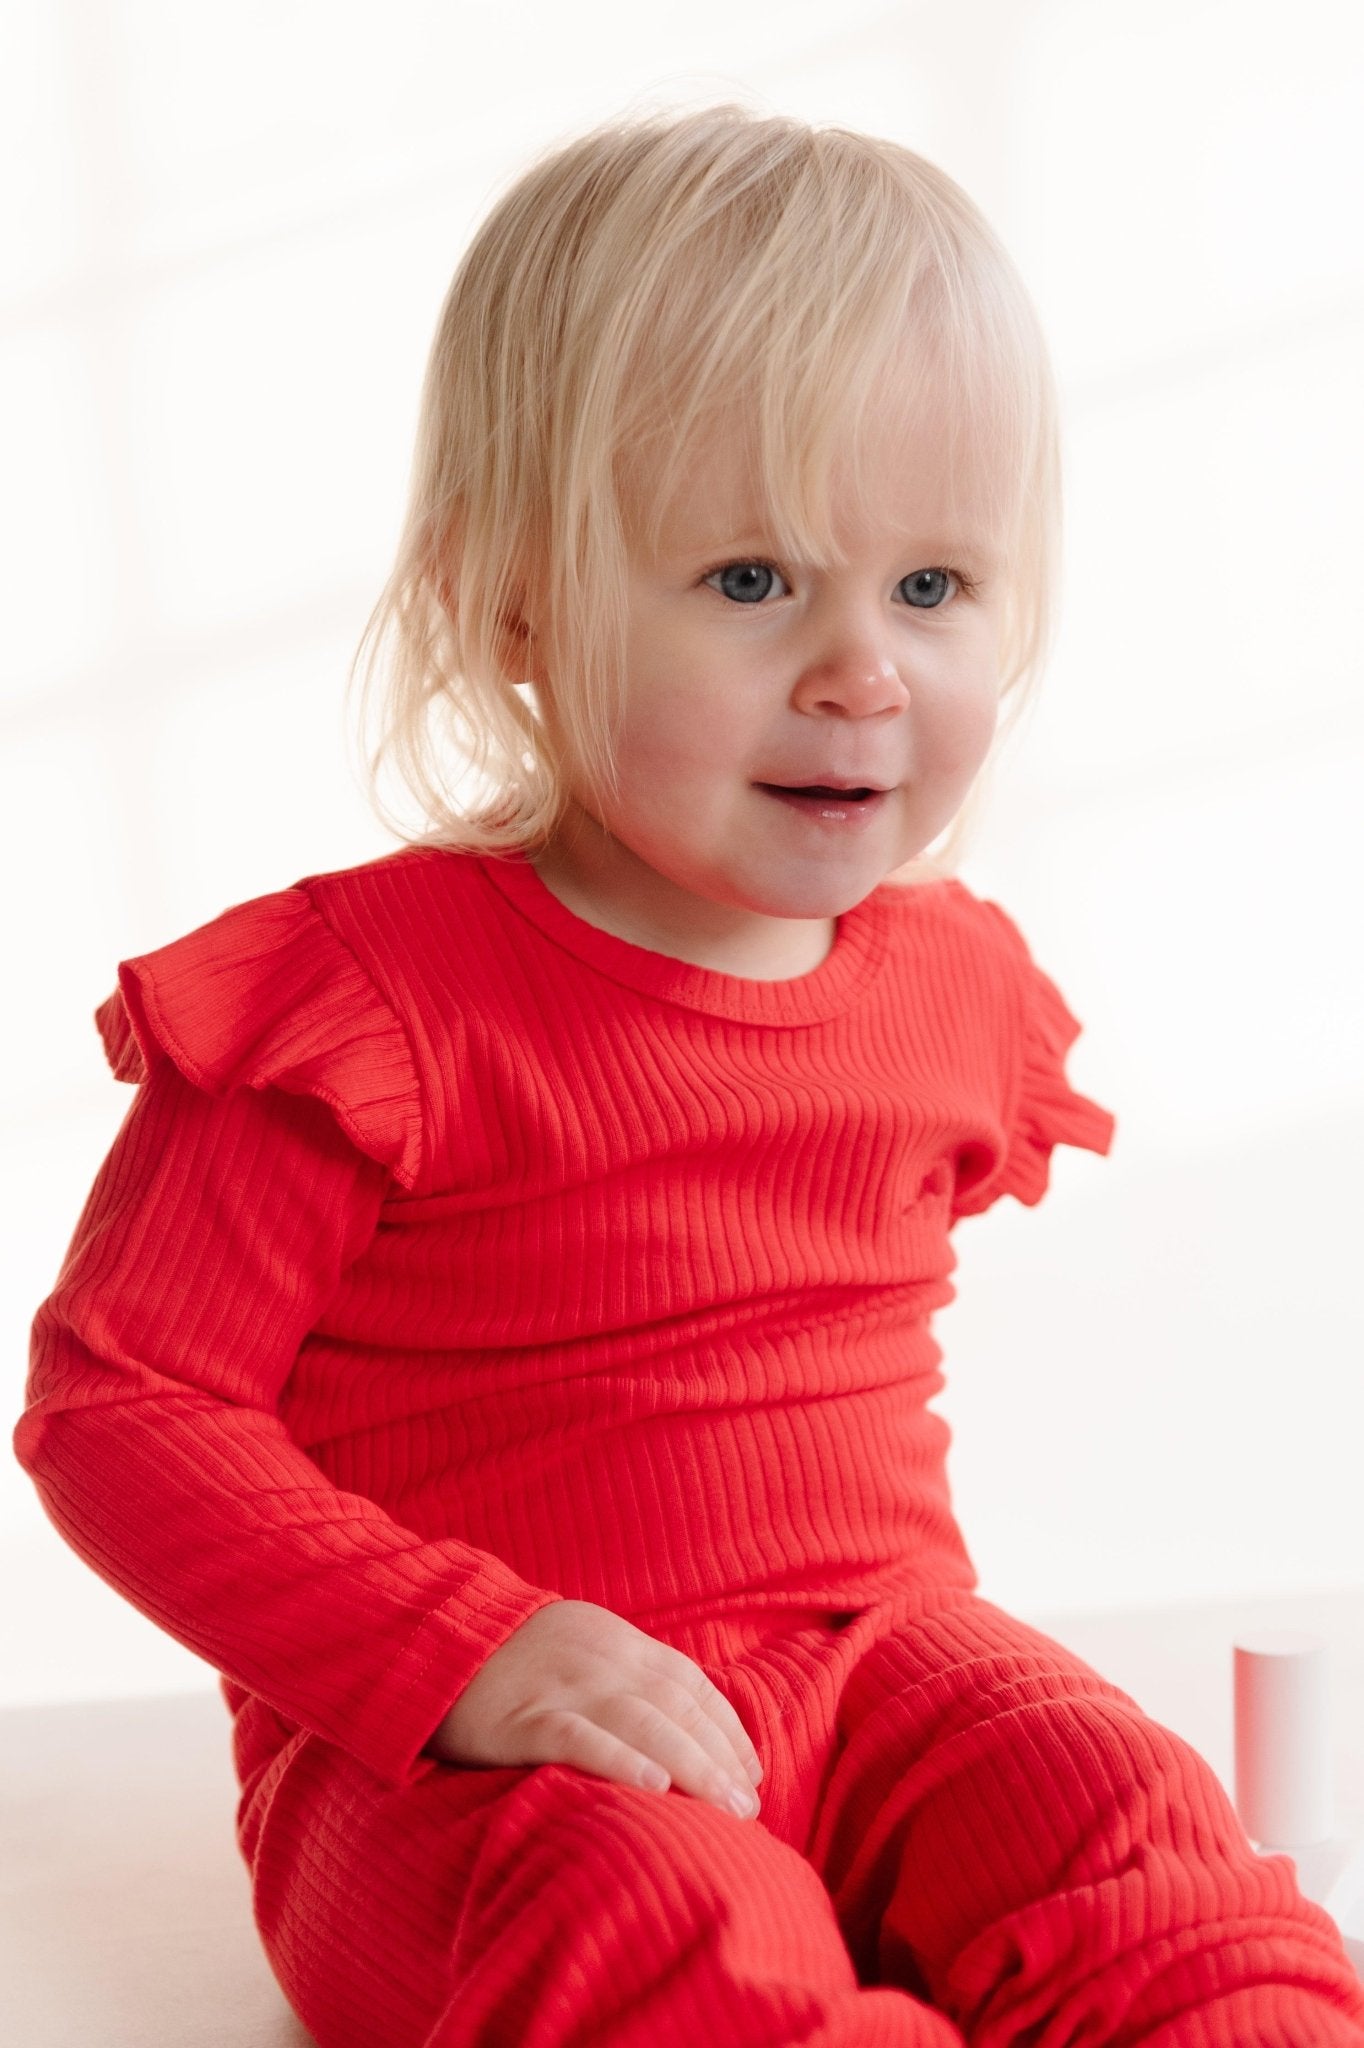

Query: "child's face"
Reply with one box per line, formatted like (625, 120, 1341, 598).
(530, 383, 1006, 968)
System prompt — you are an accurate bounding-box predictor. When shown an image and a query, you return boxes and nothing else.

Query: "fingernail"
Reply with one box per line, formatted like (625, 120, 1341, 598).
(727, 1784, 758, 1818)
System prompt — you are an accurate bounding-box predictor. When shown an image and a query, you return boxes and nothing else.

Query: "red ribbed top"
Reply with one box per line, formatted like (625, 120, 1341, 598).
(14, 846, 1116, 1793)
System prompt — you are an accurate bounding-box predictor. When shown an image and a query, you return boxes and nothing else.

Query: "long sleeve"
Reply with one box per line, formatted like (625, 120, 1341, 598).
(14, 848, 1124, 1789)
(13, 890, 564, 1791)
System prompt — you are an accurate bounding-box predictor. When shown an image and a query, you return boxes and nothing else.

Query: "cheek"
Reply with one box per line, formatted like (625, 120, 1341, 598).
(934, 675, 999, 777)
(623, 693, 739, 782)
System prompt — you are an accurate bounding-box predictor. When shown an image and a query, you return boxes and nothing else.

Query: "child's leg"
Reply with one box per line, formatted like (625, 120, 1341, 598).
(805, 1588, 1364, 2047)
(238, 1725, 966, 2048)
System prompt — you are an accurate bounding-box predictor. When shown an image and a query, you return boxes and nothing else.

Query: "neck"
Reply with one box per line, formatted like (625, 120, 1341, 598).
(529, 815, 837, 980)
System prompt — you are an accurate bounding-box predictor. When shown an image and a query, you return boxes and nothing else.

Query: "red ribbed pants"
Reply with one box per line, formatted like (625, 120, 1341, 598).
(238, 1587, 1364, 2046)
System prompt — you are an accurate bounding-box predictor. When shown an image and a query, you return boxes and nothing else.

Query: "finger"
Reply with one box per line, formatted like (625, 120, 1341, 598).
(702, 1677, 764, 1784)
(638, 1684, 761, 1816)
(533, 1706, 673, 1796)
(661, 1657, 763, 1786)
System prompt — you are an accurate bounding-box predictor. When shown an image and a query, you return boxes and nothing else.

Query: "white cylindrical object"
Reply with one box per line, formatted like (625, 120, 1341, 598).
(1233, 1631, 1333, 1849)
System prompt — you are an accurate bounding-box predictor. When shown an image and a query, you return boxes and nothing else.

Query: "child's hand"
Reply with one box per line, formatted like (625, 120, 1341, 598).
(421, 1599, 765, 1818)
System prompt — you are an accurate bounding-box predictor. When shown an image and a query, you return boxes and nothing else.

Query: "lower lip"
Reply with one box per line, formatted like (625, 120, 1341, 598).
(757, 786, 890, 829)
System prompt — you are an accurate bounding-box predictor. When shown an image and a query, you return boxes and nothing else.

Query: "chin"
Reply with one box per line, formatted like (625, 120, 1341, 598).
(736, 874, 880, 921)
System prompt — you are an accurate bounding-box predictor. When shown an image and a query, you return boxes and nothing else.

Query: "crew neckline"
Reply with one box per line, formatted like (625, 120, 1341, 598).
(474, 849, 896, 1024)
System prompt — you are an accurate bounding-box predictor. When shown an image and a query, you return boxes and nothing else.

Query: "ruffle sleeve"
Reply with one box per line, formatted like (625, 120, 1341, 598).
(93, 885, 424, 1193)
(951, 898, 1117, 1220)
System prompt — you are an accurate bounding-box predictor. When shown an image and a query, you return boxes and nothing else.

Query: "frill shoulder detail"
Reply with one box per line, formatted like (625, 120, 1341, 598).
(94, 884, 424, 1192)
(950, 891, 1117, 1218)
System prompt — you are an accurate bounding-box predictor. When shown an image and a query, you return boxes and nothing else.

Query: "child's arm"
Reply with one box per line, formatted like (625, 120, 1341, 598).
(14, 1051, 563, 1792)
(13, 876, 766, 1809)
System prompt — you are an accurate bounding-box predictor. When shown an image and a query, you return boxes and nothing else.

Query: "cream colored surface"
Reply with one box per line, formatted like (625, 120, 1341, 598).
(3, 1690, 314, 2048)
(4, 1586, 1362, 2042)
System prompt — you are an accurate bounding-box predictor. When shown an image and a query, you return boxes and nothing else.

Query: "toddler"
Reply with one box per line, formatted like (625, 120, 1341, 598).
(15, 103, 1364, 2048)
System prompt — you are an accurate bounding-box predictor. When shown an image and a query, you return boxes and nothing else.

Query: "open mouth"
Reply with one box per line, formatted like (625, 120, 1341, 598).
(758, 784, 879, 800)
(789, 785, 872, 799)
(756, 783, 890, 825)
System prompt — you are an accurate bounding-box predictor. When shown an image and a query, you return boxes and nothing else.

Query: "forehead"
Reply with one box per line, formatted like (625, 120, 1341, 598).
(647, 402, 1004, 566)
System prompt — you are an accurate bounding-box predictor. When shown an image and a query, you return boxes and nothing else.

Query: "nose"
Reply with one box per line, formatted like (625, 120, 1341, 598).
(792, 648, 908, 720)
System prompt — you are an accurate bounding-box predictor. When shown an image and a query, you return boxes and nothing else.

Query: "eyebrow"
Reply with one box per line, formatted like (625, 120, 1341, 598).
(684, 531, 1003, 568)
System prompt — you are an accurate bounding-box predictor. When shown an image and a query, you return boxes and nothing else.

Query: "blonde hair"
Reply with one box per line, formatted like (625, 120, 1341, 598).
(346, 100, 1062, 879)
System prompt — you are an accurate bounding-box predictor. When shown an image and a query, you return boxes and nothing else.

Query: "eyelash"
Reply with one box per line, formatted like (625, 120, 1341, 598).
(699, 557, 980, 609)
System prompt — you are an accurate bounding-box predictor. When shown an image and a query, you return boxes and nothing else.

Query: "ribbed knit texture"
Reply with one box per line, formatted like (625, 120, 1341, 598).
(22, 846, 1359, 2042)
(16, 846, 1111, 1790)
(234, 1588, 1364, 2047)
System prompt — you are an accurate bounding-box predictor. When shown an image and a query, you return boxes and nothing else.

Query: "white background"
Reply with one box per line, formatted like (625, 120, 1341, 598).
(3, 0, 1362, 1708)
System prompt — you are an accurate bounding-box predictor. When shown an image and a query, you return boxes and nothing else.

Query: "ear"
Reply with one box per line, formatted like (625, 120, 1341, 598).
(429, 556, 549, 690)
(495, 603, 550, 689)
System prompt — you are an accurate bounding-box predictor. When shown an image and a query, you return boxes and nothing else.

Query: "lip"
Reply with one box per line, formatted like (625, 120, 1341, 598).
(757, 785, 891, 829)
(757, 778, 892, 793)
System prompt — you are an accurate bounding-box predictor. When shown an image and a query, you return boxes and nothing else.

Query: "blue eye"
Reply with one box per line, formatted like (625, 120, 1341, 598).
(902, 568, 955, 609)
(701, 559, 973, 608)
(706, 561, 785, 604)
